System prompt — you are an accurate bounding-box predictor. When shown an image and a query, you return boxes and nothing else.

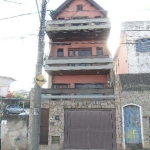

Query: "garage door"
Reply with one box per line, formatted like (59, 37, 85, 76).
(64, 109, 116, 149)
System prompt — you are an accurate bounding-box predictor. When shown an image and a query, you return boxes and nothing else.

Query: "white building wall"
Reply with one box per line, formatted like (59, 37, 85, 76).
(122, 21, 150, 73)
(0, 76, 15, 97)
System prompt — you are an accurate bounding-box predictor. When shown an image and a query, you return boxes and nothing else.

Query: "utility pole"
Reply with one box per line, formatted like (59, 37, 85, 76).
(31, 0, 47, 149)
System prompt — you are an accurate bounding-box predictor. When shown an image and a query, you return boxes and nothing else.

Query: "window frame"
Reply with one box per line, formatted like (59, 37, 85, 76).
(68, 48, 92, 57)
(97, 47, 103, 56)
(57, 49, 64, 57)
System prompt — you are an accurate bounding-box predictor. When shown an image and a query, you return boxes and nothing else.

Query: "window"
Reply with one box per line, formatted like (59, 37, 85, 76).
(95, 22, 101, 25)
(136, 39, 150, 53)
(58, 18, 64, 20)
(68, 49, 92, 57)
(69, 50, 74, 56)
(86, 50, 91, 56)
(75, 83, 104, 89)
(75, 50, 79, 56)
(59, 24, 65, 27)
(77, 5, 83, 11)
(53, 84, 70, 89)
(57, 49, 63, 57)
(97, 48, 103, 55)
(81, 50, 85, 56)
(95, 16, 101, 18)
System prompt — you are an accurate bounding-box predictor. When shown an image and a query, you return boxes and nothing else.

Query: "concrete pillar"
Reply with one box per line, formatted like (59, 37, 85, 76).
(48, 75, 52, 88)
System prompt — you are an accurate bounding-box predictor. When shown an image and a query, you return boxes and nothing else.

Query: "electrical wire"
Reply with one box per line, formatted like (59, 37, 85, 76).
(0, 10, 50, 21)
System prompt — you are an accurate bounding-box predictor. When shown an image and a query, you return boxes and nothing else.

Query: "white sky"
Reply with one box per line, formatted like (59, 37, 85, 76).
(0, 0, 150, 91)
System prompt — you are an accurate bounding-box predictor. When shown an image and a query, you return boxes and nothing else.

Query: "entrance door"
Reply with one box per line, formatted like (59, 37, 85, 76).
(64, 109, 116, 149)
(124, 105, 142, 144)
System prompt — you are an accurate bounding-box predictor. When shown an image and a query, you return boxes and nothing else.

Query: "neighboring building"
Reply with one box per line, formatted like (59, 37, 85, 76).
(0, 76, 16, 98)
(29, 0, 122, 150)
(115, 73, 150, 149)
(113, 21, 150, 149)
(114, 21, 150, 74)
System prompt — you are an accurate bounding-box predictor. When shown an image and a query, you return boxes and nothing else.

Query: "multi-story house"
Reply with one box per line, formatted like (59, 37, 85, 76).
(38, 0, 121, 149)
(114, 21, 150, 74)
(0, 76, 16, 98)
(113, 21, 150, 149)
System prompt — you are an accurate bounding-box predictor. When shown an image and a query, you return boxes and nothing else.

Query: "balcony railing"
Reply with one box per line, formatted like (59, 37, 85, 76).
(41, 88, 115, 100)
(41, 87, 114, 94)
(46, 18, 110, 32)
(48, 55, 110, 59)
(45, 57, 113, 65)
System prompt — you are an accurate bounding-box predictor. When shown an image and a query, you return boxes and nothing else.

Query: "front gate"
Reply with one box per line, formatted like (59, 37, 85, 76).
(64, 109, 116, 149)
(124, 105, 142, 145)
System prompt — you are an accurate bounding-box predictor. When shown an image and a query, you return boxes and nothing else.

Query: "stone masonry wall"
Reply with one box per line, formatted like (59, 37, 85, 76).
(29, 90, 122, 150)
(115, 74, 150, 149)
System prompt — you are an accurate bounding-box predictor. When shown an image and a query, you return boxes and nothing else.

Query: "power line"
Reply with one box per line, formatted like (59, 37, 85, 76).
(0, 10, 50, 21)
(4, 0, 24, 4)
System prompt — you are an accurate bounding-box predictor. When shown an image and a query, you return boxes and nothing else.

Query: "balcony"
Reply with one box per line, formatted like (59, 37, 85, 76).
(46, 18, 110, 41)
(46, 18, 110, 32)
(45, 56, 113, 73)
(41, 87, 115, 100)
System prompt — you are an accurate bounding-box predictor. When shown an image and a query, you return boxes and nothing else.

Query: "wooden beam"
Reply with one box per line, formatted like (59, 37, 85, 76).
(41, 88, 114, 94)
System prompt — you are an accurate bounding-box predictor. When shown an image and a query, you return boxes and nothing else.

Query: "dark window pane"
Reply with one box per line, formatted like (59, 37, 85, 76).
(77, 5, 83, 11)
(53, 84, 70, 89)
(80, 64, 86, 66)
(69, 50, 74, 56)
(57, 49, 63, 57)
(75, 64, 79, 66)
(86, 50, 91, 56)
(75, 83, 103, 89)
(86, 64, 91, 66)
(95, 16, 101, 18)
(97, 48, 103, 55)
(80, 50, 85, 56)
(59, 24, 65, 27)
(136, 39, 150, 53)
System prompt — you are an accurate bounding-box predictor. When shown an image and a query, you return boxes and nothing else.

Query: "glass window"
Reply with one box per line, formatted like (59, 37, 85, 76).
(95, 16, 101, 18)
(80, 64, 86, 66)
(75, 50, 79, 56)
(97, 48, 103, 55)
(77, 5, 83, 11)
(86, 64, 91, 66)
(80, 50, 85, 56)
(86, 50, 91, 56)
(57, 49, 63, 57)
(136, 39, 150, 53)
(69, 50, 74, 56)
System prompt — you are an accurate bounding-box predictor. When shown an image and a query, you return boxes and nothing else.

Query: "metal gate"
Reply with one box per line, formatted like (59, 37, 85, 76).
(64, 109, 116, 149)
(124, 105, 142, 144)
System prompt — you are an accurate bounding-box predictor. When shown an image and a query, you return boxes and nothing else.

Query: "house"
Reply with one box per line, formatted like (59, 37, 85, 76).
(0, 76, 16, 98)
(114, 21, 150, 149)
(29, 0, 122, 150)
(114, 21, 150, 74)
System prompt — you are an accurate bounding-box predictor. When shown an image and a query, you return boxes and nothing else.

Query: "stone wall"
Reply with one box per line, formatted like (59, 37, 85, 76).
(29, 89, 122, 150)
(1, 115, 29, 150)
(115, 74, 150, 149)
(122, 21, 150, 73)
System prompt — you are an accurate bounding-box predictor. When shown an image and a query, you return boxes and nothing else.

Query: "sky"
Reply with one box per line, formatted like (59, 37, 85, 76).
(0, 0, 150, 91)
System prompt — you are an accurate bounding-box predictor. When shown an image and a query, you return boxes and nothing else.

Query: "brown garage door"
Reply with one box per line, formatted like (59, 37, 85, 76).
(64, 109, 116, 149)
